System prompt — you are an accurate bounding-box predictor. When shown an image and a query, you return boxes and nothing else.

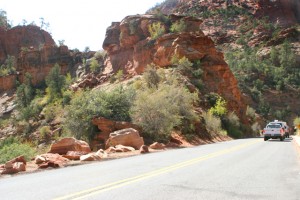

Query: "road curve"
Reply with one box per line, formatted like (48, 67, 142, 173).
(0, 138, 300, 200)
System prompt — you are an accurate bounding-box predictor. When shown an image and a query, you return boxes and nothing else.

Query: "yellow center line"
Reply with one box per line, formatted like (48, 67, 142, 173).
(53, 139, 261, 200)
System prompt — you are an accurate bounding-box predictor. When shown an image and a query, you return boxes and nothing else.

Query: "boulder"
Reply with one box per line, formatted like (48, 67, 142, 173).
(36, 153, 69, 169)
(80, 154, 101, 161)
(92, 117, 140, 143)
(140, 145, 149, 154)
(106, 128, 144, 150)
(63, 151, 87, 160)
(48, 137, 91, 155)
(149, 142, 166, 150)
(115, 145, 135, 152)
(105, 146, 117, 153)
(0, 156, 27, 175)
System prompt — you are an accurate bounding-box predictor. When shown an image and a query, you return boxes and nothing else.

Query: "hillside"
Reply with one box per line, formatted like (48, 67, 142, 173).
(149, 0, 300, 125)
(0, 0, 300, 173)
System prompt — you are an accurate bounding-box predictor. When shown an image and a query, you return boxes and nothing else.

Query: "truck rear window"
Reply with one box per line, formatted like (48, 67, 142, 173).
(267, 124, 281, 128)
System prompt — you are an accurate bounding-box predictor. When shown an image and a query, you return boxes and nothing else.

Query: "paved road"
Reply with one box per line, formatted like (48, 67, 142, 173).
(1, 138, 300, 200)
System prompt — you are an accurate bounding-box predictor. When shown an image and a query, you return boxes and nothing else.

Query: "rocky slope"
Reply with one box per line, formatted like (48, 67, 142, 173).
(150, 0, 300, 125)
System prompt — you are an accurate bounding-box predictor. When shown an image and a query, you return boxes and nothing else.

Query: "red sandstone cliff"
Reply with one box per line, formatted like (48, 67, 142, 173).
(102, 14, 247, 121)
(0, 25, 73, 91)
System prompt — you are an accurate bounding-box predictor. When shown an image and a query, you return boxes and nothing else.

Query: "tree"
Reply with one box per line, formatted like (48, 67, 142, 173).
(0, 10, 8, 29)
(45, 64, 66, 101)
(16, 73, 34, 108)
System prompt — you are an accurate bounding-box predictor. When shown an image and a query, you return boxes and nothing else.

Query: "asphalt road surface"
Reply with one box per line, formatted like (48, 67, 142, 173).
(1, 138, 300, 200)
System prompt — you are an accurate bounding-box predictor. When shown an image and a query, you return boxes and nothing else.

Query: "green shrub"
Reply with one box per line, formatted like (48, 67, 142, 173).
(209, 97, 227, 117)
(0, 142, 36, 164)
(65, 87, 135, 141)
(148, 22, 165, 40)
(131, 74, 198, 140)
(90, 57, 100, 73)
(246, 106, 256, 120)
(170, 19, 186, 33)
(293, 117, 300, 127)
(143, 64, 161, 88)
(39, 126, 51, 141)
(202, 111, 223, 134)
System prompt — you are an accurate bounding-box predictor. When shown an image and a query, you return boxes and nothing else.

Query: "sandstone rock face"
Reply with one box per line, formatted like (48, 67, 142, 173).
(102, 14, 247, 121)
(48, 137, 91, 155)
(0, 25, 73, 92)
(105, 128, 144, 150)
(0, 156, 27, 175)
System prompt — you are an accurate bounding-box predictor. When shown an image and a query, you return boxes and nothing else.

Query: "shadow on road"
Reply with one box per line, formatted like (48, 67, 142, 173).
(265, 138, 293, 143)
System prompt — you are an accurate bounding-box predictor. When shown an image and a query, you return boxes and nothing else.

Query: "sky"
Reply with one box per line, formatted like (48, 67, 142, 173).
(2, 0, 165, 51)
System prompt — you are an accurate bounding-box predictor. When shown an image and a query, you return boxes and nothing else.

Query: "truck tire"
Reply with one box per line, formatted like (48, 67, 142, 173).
(264, 137, 268, 141)
(280, 136, 284, 141)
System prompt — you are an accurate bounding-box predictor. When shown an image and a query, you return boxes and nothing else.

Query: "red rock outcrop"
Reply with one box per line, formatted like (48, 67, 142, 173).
(105, 128, 144, 150)
(48, 137, 91, 155)
(0, 25, 73, 92)
(102, 14, 247, 121)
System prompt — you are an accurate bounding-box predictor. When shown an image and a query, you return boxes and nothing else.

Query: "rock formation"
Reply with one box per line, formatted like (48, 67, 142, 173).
(0, 25, 73, 91)
(102, 14, 247, 121)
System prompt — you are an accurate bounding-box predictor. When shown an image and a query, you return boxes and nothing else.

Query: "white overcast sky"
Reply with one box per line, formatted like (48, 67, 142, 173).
(2, 0, 164, 51)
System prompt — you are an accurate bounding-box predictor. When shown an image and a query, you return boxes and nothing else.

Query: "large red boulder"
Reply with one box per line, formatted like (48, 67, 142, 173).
(105, 128, 144, 150)
(35, 153, 69, 169)
(0, 155, 27, 175)
(48, 137, 91, 155)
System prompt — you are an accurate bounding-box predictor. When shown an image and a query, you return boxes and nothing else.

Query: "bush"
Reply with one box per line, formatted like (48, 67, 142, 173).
(170, 19, 186, 33)
(294, 117, 300, 127)
(131, 72, 198, 140)
(246, 106, 256, 120)
(90, 57, 100, 73)
(148, 22, 165, 40)
(0, 142, 36, 164)
(209, 97, 227, 117)
(143, 64, 161, 88)
(65, 87, 135, 141)
(202, 111, 223, 134)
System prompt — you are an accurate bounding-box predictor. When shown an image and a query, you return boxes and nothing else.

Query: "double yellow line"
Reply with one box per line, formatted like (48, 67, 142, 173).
(54, 139, 261, 200)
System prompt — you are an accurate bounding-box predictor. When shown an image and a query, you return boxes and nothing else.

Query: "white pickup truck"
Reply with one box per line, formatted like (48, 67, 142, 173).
(263, 123, 285, 141)
(267, 120, 290, 138)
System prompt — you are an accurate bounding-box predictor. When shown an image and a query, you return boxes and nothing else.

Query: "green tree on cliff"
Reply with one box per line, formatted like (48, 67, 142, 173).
(16, 73, 34, 108)
(45, 64, 66, 101)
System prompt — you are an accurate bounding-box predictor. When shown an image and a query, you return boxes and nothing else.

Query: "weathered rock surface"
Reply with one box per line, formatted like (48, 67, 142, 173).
(0, 156, 27, 175)
(48, 137, 91, 155)
(0, 25, 73, 92)
(105, 128, 144, 150)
